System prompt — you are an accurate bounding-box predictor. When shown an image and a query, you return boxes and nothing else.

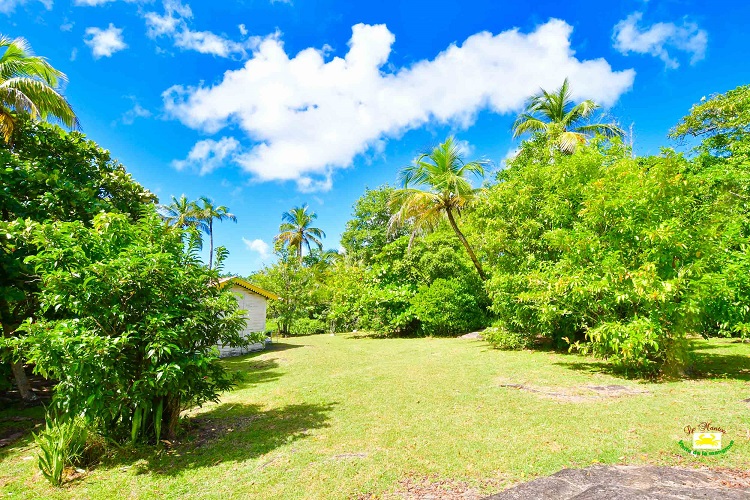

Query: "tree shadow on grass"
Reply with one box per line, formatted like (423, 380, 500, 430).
(104, 401, 336, 477)
(554, 342, 750, 382)
(221, 342, 305, 390)
(0, 406, 44, 461)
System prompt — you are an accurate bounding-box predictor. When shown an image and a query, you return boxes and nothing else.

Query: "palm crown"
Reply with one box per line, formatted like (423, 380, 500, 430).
(0, 36, 78, 143)
(275, 205, 326, 264)
(160, 195, 202, 230)
(512, 78, 624, 153)
(193, 196, 236, 270)
(389, 136, 488, 280)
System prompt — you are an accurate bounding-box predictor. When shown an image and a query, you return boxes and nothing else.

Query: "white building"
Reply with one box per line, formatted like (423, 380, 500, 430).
(217, 277, 279, 358)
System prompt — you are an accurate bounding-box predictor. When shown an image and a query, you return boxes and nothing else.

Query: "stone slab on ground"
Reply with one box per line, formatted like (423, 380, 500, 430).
(460, 331, 484, 340)
(485, 466, 750, 499)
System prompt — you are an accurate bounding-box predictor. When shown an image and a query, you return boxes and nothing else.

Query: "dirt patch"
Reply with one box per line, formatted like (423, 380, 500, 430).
(358, 474, 505, 500)
(182, 416, 263, 447)
(460, 332, 484, 340)
(485, 465, 750, 499)
(498, 382, 651, 402)
(586, 385, 651, 396)
(330, 452, 368, 460)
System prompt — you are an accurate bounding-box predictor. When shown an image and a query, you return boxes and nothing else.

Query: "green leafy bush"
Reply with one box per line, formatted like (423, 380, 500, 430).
(483, 327, 532, 350)
(410, 278, 487, 336)
(16, 211, 246, 442)
(34, 416, 89, 486)
(290, 318, 328, 335)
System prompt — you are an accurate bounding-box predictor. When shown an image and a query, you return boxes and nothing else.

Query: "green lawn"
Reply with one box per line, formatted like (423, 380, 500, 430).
(2, 335, 749, 498)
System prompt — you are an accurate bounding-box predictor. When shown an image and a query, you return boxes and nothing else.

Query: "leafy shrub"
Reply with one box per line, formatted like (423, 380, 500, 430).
(572, 317, 689, 377)
(483, 326, 532, 350)
(16, 211, 246, 442)
(290, 317, 328, 335)
(410, 278, 487, 336)
(34, 416, 89, 486)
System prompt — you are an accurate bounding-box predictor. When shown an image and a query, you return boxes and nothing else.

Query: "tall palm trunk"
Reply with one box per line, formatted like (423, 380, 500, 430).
(297, 240, 303, 264)
(208, 220, 214, 270)
(445, 208, 487, 281)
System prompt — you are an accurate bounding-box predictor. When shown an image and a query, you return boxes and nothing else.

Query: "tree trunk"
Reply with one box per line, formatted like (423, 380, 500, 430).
(445, 208, 487, 281)
(1, 303, 37, 402)
(208, 220, 214, 270)
(297, 241, 303, 265)
(10, 360, 37, 402)
(162, 394, 181, 440)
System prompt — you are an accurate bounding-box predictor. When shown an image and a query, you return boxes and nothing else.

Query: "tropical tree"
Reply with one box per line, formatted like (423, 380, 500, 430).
(1, 119, 155, 401)
(512, 78, 624, 153)
(160, 195, 199, 229)
(275, 205, 326, 264)
(0, 36, 78, 143)
(389, 136, 488, 280)
(193, 196, 236, 270)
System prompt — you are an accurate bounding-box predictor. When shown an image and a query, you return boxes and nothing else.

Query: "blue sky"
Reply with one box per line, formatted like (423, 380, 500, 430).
(2, 0, 749, 276)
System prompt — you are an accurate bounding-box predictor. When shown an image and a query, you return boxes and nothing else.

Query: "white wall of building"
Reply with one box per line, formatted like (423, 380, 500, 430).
(217, 284, 269, 358)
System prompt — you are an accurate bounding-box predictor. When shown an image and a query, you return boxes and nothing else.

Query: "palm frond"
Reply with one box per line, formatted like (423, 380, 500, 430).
(574, 122, 625, 139)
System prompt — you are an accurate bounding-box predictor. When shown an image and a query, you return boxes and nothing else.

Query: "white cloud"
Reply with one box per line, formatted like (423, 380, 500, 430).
(164, 20, 635, 192)
(74, 0, 142, 5)
(0, 0, 51, 15)
(172, 136, 240, 175)
(121, 100, 152, 125)
(75, 0, 115, 5)
(613, 12, 707, 69)
(239, 24, 248, 36)
(243, 238, 271, 259)
(84, 24, 128, 58)
(145, 0, 251, 58)
(70, 48, 78, 61)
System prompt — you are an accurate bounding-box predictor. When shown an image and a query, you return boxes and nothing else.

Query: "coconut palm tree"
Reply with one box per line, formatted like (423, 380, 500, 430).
(512, 78, 624, 153)
(275, 205, 326, 264)
(389, 136, 488, 280)
(193, 196, 236, 270)
(0, 35, 78, 143)
(160, 194, 200, 229)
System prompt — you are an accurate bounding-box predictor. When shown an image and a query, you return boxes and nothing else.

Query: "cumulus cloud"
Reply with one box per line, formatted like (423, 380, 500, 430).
(145, 0, 252, 58)
(613, 12, 707, 69)
(75, 0, 115, 5)
(121, 99, 152, 125)
(0, 0, 51, 15)
(84, 24, 128, 58)
(243, 238, 271, 259)
(172, 136, 240, 175)
(164, 20, 635, 191)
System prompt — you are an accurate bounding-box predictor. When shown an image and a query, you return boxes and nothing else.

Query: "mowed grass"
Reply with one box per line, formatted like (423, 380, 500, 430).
(1, 335, 749, 499)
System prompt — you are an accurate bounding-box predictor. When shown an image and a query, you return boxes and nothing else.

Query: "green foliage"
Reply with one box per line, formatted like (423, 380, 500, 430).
(329, 231, 490, 336)
(290, 317, 328, 335)
(469, 84, 750, 375)
(251, 251, 327, 336)
(33, 415, 88, 487)
(0, 36, 78, 143)
(511, 78, 624, 153)
(482, 326, 532, 350)
(410, 278, 487, 336)
(0, 118, 156, 399)
(340, 185, 408, 265)
(14, 210, 246, 442)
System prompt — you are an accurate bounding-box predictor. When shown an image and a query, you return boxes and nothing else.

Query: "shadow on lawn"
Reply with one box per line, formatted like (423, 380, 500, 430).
(221, 342, 305, 389)
(554, 343, 750, 382)
(105, 401, 336, 477)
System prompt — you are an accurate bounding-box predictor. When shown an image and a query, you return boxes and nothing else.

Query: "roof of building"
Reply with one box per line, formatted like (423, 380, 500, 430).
(218, 277, 280, 300)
